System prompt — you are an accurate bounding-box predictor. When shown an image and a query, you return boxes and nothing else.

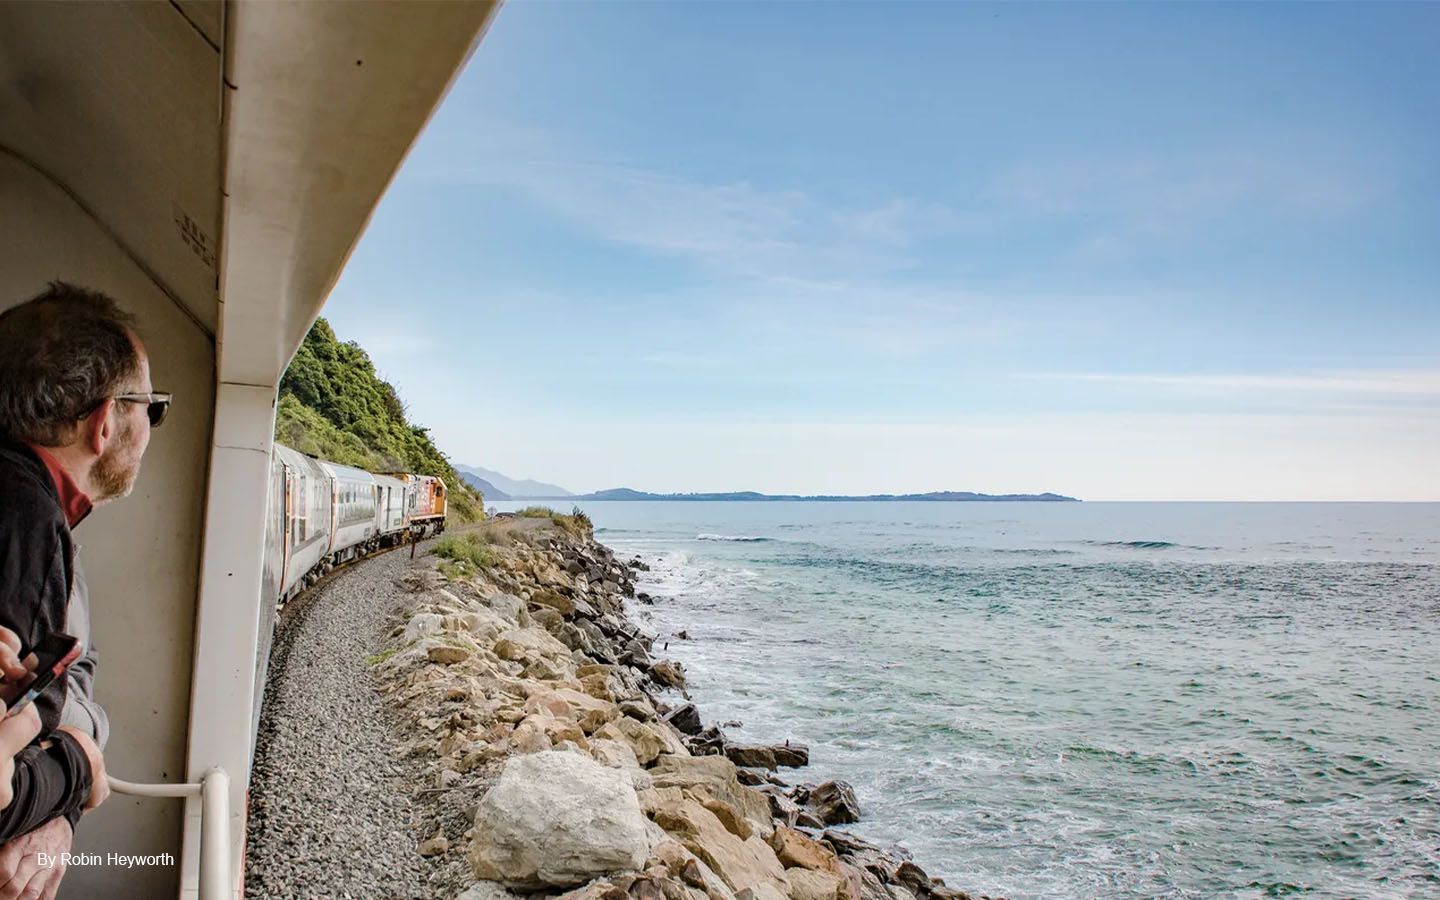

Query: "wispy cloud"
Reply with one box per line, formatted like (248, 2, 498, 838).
(987, 140, 1390, 224)
(469, 160, 955, 278)
(981, 136, 1395, 265)
(416, 116, 959, 280)
(1025, 369, 1440, 397)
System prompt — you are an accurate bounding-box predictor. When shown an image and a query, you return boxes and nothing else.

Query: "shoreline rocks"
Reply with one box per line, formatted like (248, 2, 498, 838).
(368, 518, 994, 900)
(468, 751, 651, 889)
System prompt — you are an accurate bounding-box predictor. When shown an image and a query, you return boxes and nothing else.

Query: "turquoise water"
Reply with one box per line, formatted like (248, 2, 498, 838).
(494, 501, 1440, 900)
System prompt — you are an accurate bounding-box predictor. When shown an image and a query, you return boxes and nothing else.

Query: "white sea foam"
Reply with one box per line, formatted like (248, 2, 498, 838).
(696, 533, 773, 542)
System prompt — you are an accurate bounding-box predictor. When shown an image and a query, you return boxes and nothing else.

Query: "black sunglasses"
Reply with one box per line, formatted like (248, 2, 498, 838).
(113, 392, 173, 427)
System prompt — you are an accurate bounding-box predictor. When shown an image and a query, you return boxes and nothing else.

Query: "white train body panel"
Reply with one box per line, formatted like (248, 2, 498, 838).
(373, 474, 410, 538)
(272, 445, 334, 601)
(318, 461, 379, 558)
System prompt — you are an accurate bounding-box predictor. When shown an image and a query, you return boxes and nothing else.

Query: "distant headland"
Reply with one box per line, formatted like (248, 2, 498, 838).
(549, 488, 1078, 502)
(455, 466, 1077, 502)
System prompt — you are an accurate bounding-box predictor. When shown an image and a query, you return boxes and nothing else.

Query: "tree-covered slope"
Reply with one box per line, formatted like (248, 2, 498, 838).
(274, 318, 483, 522)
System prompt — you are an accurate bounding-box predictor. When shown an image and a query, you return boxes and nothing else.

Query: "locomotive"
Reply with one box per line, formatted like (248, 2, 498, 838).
(263, 444, 448, 606)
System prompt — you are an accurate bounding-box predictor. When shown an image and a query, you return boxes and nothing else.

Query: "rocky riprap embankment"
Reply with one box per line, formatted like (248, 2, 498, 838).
(367, 516, 995, 900)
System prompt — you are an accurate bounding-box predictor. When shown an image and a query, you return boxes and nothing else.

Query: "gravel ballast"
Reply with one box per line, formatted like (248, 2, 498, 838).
(245, 544, 449, 900)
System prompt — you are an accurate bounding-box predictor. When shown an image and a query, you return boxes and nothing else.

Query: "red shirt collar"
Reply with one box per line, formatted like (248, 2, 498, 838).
(25, 443, 93, 528)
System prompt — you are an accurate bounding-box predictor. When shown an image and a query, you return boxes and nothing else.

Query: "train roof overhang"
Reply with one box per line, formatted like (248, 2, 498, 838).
(0, 2, 500, 897)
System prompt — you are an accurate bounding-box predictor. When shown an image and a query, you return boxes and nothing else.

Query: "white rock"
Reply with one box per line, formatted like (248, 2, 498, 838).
(468, 751, 651, 888)
(485, 593, 531, 626)
(402, 613, 445, 643)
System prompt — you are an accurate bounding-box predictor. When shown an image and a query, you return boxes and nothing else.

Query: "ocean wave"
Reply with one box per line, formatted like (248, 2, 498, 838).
(992, 547, 1079, 556)
(697, 533, 774, 542)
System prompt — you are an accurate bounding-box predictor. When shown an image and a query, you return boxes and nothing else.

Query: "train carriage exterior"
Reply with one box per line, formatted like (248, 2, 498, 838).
(271, 445, 334, 603)
(317, 459, 380, 562)
(374, 473, 410, 543)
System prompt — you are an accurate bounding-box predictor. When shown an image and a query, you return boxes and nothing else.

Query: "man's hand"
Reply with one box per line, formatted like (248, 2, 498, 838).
(0, 706, 42, 812)
(53, 730, 106, 812)
(0, 628, 35, 706)
(0, 817, 69, 900)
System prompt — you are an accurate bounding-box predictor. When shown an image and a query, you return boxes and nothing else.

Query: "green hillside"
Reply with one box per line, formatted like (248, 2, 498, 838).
(274, 318, 483, 523)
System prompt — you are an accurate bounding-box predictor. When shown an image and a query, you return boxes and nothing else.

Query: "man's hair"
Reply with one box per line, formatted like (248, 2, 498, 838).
(0, 282, 141, 446)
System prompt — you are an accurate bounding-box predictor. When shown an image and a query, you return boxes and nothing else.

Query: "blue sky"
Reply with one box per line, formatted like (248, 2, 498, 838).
(326, 1, 1440, 500)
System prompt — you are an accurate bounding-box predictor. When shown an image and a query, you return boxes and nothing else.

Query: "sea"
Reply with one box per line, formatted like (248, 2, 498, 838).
(490, 500, 1440, 900)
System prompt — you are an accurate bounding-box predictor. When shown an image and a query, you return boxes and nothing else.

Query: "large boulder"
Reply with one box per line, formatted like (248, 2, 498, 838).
(468, 751, 651, 888)
(651, 660, 687, 688)
(560, 623, 603, 658)
(531, 607, 566, 634)
(577, 620, 617, 662)
(785, 869, 855, 900)
(768, 828, 838, 872)
(484, 593, 532, 627)
(771, 744, 809, 768)
(494, 627, 572, 663)
(807, 782, 860, 826)
(525, 688, 620, 734)
(663, 703, 704, 736)
(646, 795, 787, 894)
(531, 589, 576, 615)
(401, 612, 445, 643)
(725, 746, 777, 770)
(651, 756, 774, 840)
(649, 840, 738, 900)
(757, 787, 801, 828)
(590, 738, 643, 773)
(594, 716, 688, 764)
(428, 644, 474, 664)
(452, 607, 512, 642)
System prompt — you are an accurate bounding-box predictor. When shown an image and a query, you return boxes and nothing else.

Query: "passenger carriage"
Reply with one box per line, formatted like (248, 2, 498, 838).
(316, 459, 379, 564)
(373, 473, 412, 546)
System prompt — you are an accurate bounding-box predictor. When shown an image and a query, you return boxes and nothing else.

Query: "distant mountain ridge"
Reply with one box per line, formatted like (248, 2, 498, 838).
(457, 473, 510, 501)
(454, 464, 572, 500)
(461, 466, 1077, 503)
(510, 486, 1077, 502)
(566, 489, 1078, 502)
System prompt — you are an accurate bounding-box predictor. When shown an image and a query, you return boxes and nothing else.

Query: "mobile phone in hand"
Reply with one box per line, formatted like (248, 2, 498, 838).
(4, 632, 81, 717)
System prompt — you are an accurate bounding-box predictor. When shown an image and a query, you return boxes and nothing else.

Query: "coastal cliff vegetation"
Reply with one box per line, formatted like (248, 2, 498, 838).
(275, 317, 484, 522)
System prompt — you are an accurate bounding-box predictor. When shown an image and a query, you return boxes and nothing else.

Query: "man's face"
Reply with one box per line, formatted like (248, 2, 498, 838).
(91, 341, 153, 503)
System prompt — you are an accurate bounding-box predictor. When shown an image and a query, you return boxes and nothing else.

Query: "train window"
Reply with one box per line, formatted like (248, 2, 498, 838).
(295, 476, 308, 542)
(292, 478, 303, 544)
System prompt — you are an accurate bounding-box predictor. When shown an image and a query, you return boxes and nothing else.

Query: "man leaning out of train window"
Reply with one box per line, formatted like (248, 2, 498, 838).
(0, 283, 169, 897)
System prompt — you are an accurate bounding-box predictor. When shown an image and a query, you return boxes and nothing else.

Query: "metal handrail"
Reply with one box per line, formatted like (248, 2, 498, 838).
(108, 768, 231, 899)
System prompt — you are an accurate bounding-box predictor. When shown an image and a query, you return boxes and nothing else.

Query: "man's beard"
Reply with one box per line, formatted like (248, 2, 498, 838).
(92, 422, 142, 502)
